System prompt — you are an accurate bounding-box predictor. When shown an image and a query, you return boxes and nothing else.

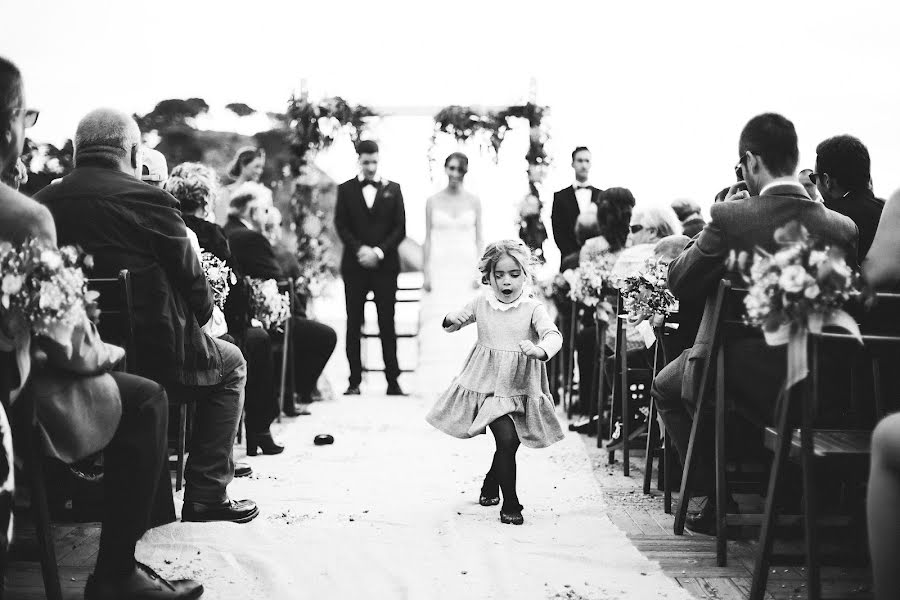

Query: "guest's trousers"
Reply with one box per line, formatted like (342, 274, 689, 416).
(101, 372, 174, 563)
(167, 337, 246, 504)
(242, 327, 277, 435)
(291, 317, 337, 398)
(343, 271, 400, 386)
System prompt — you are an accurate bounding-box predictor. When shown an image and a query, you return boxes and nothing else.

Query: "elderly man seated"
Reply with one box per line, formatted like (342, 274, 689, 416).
(36, 108, 258, 525)
(1, 56, 203, 600)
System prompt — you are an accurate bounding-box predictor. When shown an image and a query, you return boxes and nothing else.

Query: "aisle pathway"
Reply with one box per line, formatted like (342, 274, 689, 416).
(131, 282, 693, 599)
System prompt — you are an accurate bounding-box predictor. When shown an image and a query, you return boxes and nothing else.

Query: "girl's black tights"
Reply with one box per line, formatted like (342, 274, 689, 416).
(484, 415, 522, 512)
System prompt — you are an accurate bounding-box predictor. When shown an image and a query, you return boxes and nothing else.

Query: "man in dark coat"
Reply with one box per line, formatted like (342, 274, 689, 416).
(551, 146, 602, 269)
(812, 134, 885, 261)
(224, 190, 337, 413)
(2, 59, 203, 599)
(37, 108, 259, 527)
(334, 140, 407, 396)
(651, 113, 858, 534)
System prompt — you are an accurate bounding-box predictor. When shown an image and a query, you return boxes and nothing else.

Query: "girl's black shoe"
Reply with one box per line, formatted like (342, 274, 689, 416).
(246, 431, 285, 456)
(500, 505, 524, 525)
(479, 475, 500, 506)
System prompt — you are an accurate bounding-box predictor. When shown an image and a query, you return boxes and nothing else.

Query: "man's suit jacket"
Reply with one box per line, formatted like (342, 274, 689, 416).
(824, 189, 885, 261)
(36, 166, 218, 386)
(551, 185, 601, 265)
(668, 182, 859, 404)
(223, 216, 284, 280)
(334, 178, 406, 276)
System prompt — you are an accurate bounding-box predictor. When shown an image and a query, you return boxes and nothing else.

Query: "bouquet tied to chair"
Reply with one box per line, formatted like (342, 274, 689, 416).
(562, 254, 615, 323)
(617, 256, 677, 328)
(248, 278, 291, 332)
(734, 221, 861, 387)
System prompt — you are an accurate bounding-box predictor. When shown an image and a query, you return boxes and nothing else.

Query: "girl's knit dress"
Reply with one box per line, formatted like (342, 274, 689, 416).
(426, 292, 565, 448)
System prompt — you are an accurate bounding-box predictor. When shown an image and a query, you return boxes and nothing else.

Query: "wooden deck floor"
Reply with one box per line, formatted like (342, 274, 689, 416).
(582, 435, 874, 600)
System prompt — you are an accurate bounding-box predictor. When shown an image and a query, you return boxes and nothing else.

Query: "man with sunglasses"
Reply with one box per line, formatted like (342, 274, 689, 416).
(650, 113, 858, 535)
(811, 135, 885, 260)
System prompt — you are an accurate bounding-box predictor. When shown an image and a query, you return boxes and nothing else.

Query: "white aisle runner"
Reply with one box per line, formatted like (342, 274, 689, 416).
(135, 282, 692, 600)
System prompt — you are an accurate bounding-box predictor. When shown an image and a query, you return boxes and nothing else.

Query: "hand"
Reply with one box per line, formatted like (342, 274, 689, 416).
(357, 246, 378, 269)
(723, 181, 750, 203)
(519, 340, 547, 360)
(446, 309, 472, 327)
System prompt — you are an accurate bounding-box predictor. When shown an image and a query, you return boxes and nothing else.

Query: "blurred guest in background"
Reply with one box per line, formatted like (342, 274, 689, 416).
(216, 146, 265, 225)
(612, 205, 682, 279)
(798, 168, 820, 201)
(670, 198, 705, 238)
(140, 147, 168, 188)
(813, 135, 884, 261)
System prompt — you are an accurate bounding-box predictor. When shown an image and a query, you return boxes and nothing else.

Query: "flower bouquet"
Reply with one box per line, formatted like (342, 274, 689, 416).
(0, 239, 97, 345)
(200, 251, 236, 311)
(737, 221, 860, 386)
(618, 257, 677, 328)
(248, 278, 291, 331)
(563, 254, 615, 321)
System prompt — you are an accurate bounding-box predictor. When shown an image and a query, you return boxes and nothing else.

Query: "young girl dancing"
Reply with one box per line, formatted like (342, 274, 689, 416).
(426, 239, 565, 525)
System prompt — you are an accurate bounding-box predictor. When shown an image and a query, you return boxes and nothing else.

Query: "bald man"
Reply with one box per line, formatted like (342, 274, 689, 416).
(36, 108, 259, 526)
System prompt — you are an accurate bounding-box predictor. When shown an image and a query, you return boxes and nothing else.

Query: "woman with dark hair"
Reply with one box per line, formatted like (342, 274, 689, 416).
(214, 146, 266, 225)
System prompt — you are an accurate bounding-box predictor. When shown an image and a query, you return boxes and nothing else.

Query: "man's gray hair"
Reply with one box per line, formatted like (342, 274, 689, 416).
(74, 108, 141, 167)
(634, 205, 682, 238)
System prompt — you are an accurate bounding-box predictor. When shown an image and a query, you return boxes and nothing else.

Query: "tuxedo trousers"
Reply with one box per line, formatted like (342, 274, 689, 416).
(343, 270, 400, 386)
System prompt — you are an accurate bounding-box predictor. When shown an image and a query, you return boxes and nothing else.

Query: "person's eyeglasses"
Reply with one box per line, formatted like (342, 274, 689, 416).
(630, 224, 644, 234)
(8, 108, 39, 128)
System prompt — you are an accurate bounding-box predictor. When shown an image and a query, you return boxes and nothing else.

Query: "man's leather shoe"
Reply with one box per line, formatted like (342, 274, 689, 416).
(344, 385, 361, 395)
(182, 498, 259, 524)
(386, 382, 406, 396)
(85, 561, 203, 599)
(234, 462, 252, 478)
(684, 496, 738, 536)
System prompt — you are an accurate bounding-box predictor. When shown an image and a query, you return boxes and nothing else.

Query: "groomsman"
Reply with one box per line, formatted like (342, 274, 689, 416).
(551, 146, 601, 270)
(335, 140, 407, 396)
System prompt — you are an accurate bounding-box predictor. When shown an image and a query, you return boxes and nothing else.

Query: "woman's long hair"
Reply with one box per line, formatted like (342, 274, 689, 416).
(596, 187, 636, 252)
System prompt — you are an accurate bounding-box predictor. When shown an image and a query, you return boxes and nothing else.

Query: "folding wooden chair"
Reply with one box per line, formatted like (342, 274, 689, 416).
(360, 273, 422, 379)
(749, 297, 900, 600)
(88, 269, 137, 374)
(606, 294, 652, 475)
(643, 315, 677, 514)
(564, 299, 579, 418)
(272, 279, 296, 417)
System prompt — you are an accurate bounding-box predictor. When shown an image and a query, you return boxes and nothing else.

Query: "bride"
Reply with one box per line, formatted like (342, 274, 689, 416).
(423, 152, 483, 294)
(418, 152, 484, 380)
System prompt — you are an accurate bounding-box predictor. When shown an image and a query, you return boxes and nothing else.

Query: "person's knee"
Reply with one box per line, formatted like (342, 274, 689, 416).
(650, 353, 684, 410)
(323, 324, 337, 352)
(872, 414, 900, 471)
(218, 338, 248, 385)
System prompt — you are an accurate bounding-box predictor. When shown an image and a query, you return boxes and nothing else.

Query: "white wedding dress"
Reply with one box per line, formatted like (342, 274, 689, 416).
(417, 208, 481, 389)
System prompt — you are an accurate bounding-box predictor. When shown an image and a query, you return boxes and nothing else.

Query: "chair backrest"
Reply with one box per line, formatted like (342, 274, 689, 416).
(87, 270, 136, 374)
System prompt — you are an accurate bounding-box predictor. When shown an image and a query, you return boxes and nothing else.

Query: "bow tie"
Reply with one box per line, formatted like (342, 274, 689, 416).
(361, 179, 380, 188)
(574, 183, 591, 190)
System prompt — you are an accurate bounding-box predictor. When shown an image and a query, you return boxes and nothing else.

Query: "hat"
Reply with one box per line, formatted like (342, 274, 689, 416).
(141, 148, 168, 183)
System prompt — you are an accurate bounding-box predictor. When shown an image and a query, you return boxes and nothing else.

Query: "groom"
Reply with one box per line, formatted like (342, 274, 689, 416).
(335, 140, 407, 396)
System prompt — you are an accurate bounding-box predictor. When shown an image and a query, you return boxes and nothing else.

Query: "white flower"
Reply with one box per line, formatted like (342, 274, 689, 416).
(40, 249, 63, 270)
(1, 274, 23, 296)
(804, 284, 821, 299)
(779, 265, 808, 293)
(808, 250, 828, 267)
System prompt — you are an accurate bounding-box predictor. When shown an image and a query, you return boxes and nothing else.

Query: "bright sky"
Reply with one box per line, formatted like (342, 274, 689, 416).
(5, 0, 900, 249)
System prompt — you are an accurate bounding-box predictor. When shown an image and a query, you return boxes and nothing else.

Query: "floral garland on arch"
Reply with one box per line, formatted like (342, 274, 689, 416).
(429, 102, 550, 178)
(290, 175, 338, 299)
(284, 94, 378, 167)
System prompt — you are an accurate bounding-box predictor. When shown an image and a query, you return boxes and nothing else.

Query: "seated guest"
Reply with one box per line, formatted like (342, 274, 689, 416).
(1, 57, 202, 599)
(652, 113, 858, 534)
(165, 163, 283, 455)
(224, 187, 337, 412)
(812, 134, 884, 260)
(670, 198, 705, 238)
(864, 189, 900, 289)
(574, 188, 635, 416)
(611, 205, 681, 279)
(36, 108, 259, 524)
(868, 412, 900, 600)
(216, 146, 265, 225)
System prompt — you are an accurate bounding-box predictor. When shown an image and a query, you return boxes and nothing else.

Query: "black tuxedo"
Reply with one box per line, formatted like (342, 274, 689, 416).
(551, 184, 601, 269)
(334, 177, 407, 386)
(824, 189, 885, 261)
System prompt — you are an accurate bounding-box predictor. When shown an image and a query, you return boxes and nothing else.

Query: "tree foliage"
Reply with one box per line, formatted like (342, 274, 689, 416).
(225, 102, 256, 117)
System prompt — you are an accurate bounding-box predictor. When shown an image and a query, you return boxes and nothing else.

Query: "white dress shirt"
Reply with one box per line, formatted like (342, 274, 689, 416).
(573, 180, 593, 214)
(358, 174, 381, 209)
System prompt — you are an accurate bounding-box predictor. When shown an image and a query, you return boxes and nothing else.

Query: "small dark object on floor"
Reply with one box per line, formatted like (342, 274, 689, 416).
(314, 434, 335, 446)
